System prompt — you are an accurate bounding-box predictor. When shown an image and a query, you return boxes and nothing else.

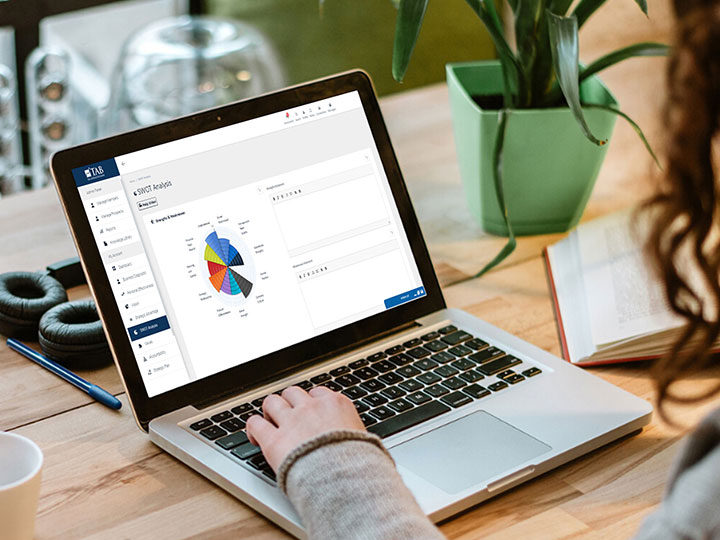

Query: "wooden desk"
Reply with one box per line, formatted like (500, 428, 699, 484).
(3, 5, 719, 536)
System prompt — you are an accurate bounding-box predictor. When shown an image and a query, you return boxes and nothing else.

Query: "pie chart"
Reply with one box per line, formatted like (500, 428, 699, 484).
(202, 230, 254, 303)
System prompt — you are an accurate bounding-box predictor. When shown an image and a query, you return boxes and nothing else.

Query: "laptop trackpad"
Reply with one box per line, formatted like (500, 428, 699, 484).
(390, 411, 552, 495)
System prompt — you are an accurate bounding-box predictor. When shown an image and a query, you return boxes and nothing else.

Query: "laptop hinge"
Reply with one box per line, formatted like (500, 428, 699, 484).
(193, 319, 422, 410)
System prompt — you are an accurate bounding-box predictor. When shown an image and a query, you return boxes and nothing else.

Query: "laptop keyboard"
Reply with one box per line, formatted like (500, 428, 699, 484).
(186, 325, 543, 483)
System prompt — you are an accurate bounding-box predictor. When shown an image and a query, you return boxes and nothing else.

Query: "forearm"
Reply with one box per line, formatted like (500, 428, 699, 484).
(279, 430, 445, 540)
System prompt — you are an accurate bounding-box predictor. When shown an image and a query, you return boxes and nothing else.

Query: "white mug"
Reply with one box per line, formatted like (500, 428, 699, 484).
(0, 432, 43, 540)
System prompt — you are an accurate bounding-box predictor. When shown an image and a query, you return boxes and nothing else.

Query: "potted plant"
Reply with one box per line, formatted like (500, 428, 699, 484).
(392, 0, 667, 272)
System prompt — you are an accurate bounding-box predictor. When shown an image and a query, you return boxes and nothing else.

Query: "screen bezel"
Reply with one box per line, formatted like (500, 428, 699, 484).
(51, 71, 445, 430)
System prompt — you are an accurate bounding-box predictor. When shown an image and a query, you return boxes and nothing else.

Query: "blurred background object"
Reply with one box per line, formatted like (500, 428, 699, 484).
(104, 15, 284, 133)
(0, 0, 494, 194)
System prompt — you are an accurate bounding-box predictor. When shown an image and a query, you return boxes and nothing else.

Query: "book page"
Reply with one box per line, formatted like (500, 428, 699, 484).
(578, 209, 682, 347)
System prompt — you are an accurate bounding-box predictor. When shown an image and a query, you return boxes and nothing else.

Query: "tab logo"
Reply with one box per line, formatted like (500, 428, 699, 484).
(85, 165, 104, 178)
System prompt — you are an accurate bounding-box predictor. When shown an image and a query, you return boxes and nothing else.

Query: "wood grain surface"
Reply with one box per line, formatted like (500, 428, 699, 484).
(5, 2, 719, 538)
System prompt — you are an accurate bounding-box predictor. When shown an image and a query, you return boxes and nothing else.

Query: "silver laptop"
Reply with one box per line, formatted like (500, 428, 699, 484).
(51, 71, 652, 538)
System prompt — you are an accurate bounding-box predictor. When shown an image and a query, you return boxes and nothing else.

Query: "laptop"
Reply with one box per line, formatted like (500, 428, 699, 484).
(51, 71, 652, 538)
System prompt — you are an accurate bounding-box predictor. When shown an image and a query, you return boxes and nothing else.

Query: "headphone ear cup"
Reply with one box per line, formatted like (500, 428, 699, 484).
(38, 300, 112, 369)
(0, 272, 68, 339)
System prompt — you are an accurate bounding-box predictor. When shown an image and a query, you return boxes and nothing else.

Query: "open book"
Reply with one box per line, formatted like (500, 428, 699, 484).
(544, 209, 718, 365)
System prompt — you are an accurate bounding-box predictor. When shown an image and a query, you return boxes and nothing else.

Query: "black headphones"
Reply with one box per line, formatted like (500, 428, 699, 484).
(0, 257, 112, 369)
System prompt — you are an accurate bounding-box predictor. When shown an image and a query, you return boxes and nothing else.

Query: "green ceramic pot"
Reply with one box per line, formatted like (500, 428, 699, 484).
(446, 61, 618, 236)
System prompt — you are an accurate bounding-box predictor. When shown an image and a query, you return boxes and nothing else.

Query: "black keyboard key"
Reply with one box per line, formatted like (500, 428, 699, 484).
(262, 468, 277, 481)
(385, 345, 404, 355)
(379, 372, 404, 385)
(438, 325, 457, 334)
(442, 377, 467, 390)
(381, 386, 406, 399)
(434, 365, 459, 378)
(211, 411, 233, 423)
(248, 454, 268, 470)
(373, 360, 396, 373)
(424, 340, 448, 352)
(441, 330, 473, 345)
(399, 379, 424, 392)
(238, 411, 259, 423)
(388, 398, 414, 413)
(323, 381, 343, 392)
(425, 384, 449, 397)
(397, 365, 421, 378)
(451, 358, 475, 371)
(354, 401, 370, 413)
(466, 338, 488, 350)
(403, 338, 423, 348)
(199, 425, 228, 440)
(220, 418, 244, 433)
(504, 373, 525, 384)
(522, 367, 542, 378)
(449, 344, 473, 357)
(389, 353, 413, 367)
(189, 418, 213, 431)
(310, 373, 331, 384)
(336, 374, 361, 387)
(431, 351, 455, 364)
(231, 442, 262, 460)
(463, 384, 491, 399)
(459, 369, 485, 383)
(329, 366, 350, 377)
(296, 380, 313, 391)
(368, 352, 387, 361)
(469, 348, 505, 365)
(342, 386, 367, 400)
(421, 331, 441, 341)
(489, 381, 509, 392)
(252, 397, 266, 408)
(215, 431, 249, 450)
(349, 358, 369, 369)
(368, 401, 451, 438)
(417, 372, 441, 385)
(477, 356, 521, 376)
(360, 413, 377, 427)
(231, 403, 254, 415)
(407, 347, 431, 359)
(354, 367, 379, 380)
(360, 379, 386, 392)
(407, 391, 431, 405)
(441, 391, 473, 408)
(369, 406, 396, 420)
(363, 394, 389, 407)
(414, 358, 439, 371)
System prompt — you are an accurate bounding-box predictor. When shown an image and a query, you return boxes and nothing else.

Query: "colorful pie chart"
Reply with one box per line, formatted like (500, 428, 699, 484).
(204, 231, 254, 298)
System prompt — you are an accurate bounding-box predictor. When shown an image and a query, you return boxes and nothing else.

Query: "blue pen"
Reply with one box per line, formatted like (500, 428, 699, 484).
(7, 338, 122, 410)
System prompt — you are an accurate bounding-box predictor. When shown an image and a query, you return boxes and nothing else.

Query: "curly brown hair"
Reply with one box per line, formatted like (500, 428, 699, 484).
(644, 0, 720, 420)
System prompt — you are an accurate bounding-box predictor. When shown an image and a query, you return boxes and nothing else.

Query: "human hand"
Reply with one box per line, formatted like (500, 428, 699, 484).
(245, 386, 365, 472)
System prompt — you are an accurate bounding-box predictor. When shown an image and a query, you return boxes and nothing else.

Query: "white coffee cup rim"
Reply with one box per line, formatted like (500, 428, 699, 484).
(0, 432, 43, 492)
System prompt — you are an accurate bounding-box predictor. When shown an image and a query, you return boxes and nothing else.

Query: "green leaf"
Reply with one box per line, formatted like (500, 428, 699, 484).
(475, 110, 517, 277)
(583, 103, 662, 169)
(580, 42, 669, 82)
(465, 0, 524, 106)
(573, 0, 647, 28)
(547, 11, 606, 146)
(572, 0, 605, 28)
(634, 0, 648, 16)
(392, 0, 429, 82)
(542, 41, 669, 106)
(549, 0, 573, 15)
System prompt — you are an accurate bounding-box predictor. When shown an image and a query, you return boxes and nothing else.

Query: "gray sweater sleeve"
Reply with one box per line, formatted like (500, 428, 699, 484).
(279, 408, 720, 540)
(278, 430, 444, 540)
(633, 407, 720, 540)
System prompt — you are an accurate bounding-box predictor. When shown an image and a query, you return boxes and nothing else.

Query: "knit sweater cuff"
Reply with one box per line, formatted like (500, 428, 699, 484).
(277, 429, 391, 494)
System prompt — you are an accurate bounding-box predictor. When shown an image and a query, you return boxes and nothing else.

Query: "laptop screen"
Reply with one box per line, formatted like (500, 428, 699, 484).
(71, 91, 426, 398)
